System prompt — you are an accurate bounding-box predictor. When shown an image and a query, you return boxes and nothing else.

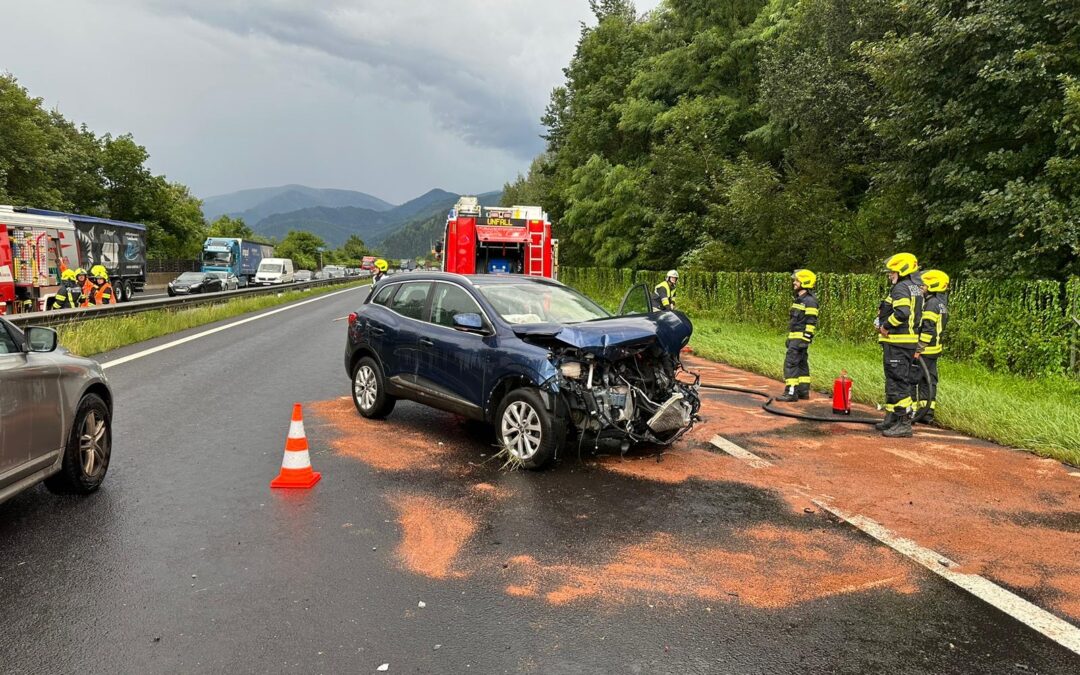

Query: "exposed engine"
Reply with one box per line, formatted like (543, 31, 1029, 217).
(552, 344, 700, 447)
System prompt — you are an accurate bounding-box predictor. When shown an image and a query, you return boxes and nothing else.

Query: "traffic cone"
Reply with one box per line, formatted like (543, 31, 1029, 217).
(270, 403, 322, 489)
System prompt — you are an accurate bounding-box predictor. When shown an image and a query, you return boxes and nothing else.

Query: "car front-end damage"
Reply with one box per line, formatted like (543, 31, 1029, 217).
(516, 312, 701, 450)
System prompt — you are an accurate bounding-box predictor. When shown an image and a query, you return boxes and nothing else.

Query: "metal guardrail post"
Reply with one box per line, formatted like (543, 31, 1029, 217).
(6, 276, 366, 329)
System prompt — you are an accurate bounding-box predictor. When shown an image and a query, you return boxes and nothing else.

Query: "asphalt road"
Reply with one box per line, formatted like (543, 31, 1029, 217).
(1, 287, 1077, 673)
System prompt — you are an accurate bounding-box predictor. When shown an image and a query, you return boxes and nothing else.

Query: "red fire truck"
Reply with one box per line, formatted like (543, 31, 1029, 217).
(439, 197, 558, 279)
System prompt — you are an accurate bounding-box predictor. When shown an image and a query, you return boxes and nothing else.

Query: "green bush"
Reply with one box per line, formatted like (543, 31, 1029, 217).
(561, 267, 1080, 378)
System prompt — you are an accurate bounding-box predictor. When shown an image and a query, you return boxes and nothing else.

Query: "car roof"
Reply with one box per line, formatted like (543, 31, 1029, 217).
(382, 271, 565, 288)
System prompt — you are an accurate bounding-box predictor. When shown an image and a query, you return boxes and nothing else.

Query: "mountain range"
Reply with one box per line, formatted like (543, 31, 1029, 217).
(200, 185, 502, 255)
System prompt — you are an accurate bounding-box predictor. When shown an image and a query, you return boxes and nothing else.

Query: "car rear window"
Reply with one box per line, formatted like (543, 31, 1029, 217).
(389, 282, 431, 320)
(430, 283, 484, 328)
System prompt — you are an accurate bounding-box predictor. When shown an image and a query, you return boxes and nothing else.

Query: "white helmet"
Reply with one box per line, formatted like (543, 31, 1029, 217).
(666, 270, 679, 279)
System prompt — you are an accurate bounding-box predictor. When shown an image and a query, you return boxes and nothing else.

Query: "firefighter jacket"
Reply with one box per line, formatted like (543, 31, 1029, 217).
(90, 281, 115, 305)
(918, 293, 948, 356)
(653, 280, 676, 310)
(787, 291, 819, 344)
(877, 277, 923, 347)
(49, 280, 82, 310)
(80, 280, 94, 307)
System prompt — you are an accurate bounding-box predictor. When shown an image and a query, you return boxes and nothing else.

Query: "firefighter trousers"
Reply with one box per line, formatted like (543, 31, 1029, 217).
(914, 354, 939, 412)
(883, 344, 917, 412)
(783, 341, 810, 390)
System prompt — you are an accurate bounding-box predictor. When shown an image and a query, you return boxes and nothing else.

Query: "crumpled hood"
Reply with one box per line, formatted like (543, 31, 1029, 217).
(512, 311, 693, 358)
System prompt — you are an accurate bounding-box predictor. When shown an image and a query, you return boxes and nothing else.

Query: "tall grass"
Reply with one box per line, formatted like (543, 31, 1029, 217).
(690, 320, 1080, 466)
(55, 282, 365, 357)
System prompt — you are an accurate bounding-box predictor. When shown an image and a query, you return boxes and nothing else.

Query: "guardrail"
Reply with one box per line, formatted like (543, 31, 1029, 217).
(5, 276, 368, 329)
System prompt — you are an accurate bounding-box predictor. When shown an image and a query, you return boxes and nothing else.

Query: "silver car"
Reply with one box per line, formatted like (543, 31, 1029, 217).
(0, 317, 113, 505)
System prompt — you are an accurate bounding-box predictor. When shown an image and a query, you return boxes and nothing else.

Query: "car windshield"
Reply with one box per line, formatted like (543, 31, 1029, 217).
(477, 282, 610, 324)
(202, 251, 231, 264)
(177, 272, 204, 282)
(259, 264, 283, 274)
(207, 273, 225, 279)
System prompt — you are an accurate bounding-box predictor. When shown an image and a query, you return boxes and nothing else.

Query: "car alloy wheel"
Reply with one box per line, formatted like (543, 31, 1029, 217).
(79, 409, 108, 478)
(354, 364, 378, 411)
(500, 400, 542, 461)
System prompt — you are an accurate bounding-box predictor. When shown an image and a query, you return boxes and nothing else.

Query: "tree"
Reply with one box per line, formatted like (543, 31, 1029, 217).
(208, 215, 255, 239)
(274, 230, 325, 271)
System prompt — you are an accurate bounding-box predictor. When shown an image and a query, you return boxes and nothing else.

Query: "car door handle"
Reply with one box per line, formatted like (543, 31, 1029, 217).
(418, 337, 433, 346)
(369, 326, 385, 335)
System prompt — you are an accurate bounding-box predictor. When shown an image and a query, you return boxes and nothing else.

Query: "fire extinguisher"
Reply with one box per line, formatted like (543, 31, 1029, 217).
(832, 370, 853, 415)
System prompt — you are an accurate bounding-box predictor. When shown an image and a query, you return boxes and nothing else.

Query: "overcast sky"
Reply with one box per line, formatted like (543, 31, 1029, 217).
(2, 0, 660, 204)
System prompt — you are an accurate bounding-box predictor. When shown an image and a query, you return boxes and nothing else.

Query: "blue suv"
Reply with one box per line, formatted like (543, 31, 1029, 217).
(344, 273, 699, 469)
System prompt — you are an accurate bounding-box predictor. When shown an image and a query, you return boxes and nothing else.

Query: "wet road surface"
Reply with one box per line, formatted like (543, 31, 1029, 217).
(1, 288, 1077, 673)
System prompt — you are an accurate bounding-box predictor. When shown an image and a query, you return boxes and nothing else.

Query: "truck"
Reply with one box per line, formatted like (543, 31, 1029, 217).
(1, 205, 148, 313)
(361, 256, 377, 272)
(201, 237, 274, 287)
(439, 197, 557, 278)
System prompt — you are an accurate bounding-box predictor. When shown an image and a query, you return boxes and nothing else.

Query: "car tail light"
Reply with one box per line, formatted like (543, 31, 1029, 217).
(348, 312, 358, 327)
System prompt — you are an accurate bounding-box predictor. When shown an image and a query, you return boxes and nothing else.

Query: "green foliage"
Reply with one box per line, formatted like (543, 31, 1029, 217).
(329, 234, 374, 267)
(208, 215, 255, 240)
(274, 230, 326, 271)
(0, 73, 210, 259)
(521, 0, 1079, 280)
(562, 266, 1080, 378)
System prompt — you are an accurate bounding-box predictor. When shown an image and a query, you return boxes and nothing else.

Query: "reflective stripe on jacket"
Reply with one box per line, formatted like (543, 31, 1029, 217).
(787, 291, 819, 343)
(878, 278, 923, 346)
(919, 293, 948, 355)
(49, 281, 82, 310)
(653, 280, 676, 310)
(91, 281, 115, 305)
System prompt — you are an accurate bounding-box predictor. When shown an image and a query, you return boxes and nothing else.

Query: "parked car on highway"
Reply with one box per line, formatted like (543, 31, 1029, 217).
(0, 317, 113, 505)
(344, 273, 700, 469)
(295, 270, 313, 282)
(167, 271, 233, 296)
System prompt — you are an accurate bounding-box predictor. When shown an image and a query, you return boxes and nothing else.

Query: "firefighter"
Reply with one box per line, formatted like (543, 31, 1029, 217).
(76, 268, 92, 307)
(914, 269, 949, 424)
(654, 270, 679, 310)
(49, 269, 83, 310)
(88, 265, 115, 305)
(372, 259, 389, 285)
(875, 253, 923, 438)
(777, 269, 819, 402)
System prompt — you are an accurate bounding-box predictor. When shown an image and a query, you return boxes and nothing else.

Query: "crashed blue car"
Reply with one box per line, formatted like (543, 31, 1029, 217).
(344, 272, 700, 469)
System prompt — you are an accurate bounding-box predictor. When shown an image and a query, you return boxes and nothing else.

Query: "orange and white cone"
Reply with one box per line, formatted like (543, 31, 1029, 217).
(270, 403, 322, 489)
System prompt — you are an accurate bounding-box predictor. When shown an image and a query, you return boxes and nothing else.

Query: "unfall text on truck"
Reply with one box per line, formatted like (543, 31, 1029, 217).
(439, 196, 558, 278)
(1, 205, 148, 313)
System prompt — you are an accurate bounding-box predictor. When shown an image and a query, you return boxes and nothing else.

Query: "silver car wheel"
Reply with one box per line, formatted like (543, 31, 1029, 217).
(354, 364, 378, 411)
(80, 411, 108, 477)
(501, 401, 542, 461)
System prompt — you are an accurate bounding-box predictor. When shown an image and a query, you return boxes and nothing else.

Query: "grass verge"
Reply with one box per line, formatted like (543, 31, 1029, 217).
(55, 282, 367, 357)
(690, 318, 1080, 467)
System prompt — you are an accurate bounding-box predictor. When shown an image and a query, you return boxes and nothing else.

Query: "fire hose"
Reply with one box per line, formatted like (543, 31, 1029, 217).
(697, 357, 934, 426)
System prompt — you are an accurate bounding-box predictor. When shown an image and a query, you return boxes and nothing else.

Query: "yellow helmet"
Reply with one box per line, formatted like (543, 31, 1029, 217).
(920, 269, 950, 292)
(883, 252, 919, 277)
(792, 268, 817, 289)
(374, 259, 388, 272)
(62, 268, 78, 282)
(90, 264, 109, 279)
(75, 268, 87, 277)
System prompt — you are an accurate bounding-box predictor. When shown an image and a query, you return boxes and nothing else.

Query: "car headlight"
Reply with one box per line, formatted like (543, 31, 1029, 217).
(559, 362, 584, 379)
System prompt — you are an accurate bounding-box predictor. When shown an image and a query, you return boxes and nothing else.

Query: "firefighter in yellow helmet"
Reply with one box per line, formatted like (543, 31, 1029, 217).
(914, 269, 949, 424)
(875, 253, 923, 437)
(75, 268, 92, 307)
(88, 265, 115, 305)
(777, 269, 819, 402)
(653, 270, 679, 310)
(373, 258, 389, 285)
(49, 268, 84, 310)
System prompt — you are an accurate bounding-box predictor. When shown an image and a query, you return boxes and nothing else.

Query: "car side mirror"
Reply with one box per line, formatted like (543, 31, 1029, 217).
(452, 313, 485, 333)
(25, 326, 58, 353)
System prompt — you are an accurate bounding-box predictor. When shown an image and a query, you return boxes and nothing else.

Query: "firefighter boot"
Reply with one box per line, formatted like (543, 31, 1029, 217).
(875, 412, 899, 432)
(882, 413, 914, 438)
(797, 384, 811, 400)
(776, 386, 799, 403)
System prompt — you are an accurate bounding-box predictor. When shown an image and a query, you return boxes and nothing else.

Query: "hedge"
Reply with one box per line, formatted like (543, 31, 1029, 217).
(560, 267, 1080, 378)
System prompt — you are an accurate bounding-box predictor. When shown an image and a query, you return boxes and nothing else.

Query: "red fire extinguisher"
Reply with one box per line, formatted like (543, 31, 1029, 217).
(832, 370, 852, 415)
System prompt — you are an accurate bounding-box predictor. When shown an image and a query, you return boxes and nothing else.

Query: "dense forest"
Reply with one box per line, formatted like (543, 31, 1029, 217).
(504, 0, 1079, 279)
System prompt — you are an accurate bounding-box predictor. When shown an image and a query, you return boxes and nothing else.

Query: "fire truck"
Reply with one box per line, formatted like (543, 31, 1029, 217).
(439, 197, 558, 278)
(0, 205, 147, 314)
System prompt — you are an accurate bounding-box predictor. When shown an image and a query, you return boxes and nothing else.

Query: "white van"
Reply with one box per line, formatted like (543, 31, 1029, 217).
(255, 258, 295, 285)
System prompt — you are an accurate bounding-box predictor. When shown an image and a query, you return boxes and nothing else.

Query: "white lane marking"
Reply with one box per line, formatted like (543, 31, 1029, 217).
(710, 435, 773, 469)
(813, 499, 1080, 655)
(101, 286, 363, 370)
